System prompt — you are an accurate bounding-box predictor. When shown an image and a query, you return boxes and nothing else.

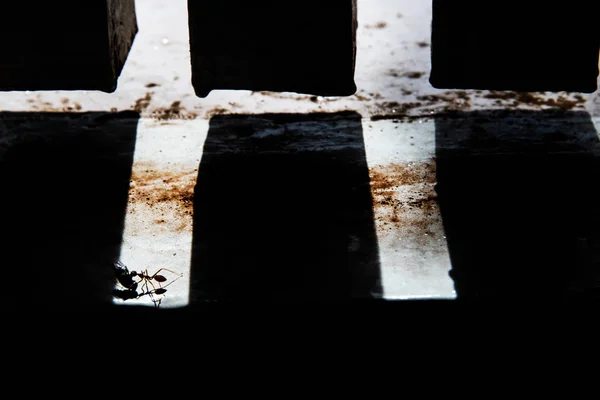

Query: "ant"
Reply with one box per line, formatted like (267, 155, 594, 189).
(130, 268, 181, 293)
(111, 261, 182, 307)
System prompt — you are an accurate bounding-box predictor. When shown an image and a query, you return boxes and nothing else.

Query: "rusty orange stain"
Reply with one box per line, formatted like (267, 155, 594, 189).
(127, 161, 196, 233)
(369, 160, 441, 242)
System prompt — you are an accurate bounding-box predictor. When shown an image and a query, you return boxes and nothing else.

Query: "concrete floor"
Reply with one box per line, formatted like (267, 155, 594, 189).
(1, 0, 599, 310)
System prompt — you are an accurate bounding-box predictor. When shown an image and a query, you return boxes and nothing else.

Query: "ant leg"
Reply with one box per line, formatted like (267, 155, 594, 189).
(154, 271, 184, 291)
(142, 280, 162, 308)
(145, 274, 159, 292)
(147, 289, 158, 307)
(150, 268, 183, 281)
(145, 278, 156, 293)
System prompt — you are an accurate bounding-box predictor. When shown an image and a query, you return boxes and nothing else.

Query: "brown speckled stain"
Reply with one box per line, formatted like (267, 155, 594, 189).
(132, 92, 153, 113)
(482, 91, 587, 110)
(127, 162, 196, 232)
(405, 71, 426, 79)
(370, 160, 439, 232)
(151, 101, 198, 121)
(369, 89, 588, 121)
(130, 94, 198, 121)
(204, 106, 231, 119)
(365, 21, 388, 29)
(25, 95, 83, 112)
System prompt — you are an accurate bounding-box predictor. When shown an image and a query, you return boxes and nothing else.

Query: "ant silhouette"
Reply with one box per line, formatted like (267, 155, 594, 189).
(112, 260, 138, 291)
(112, 286, 169, 308)
(111, 261, 182, 307)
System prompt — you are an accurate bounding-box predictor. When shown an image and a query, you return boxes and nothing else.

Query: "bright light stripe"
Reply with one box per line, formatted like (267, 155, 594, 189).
(115, 118, 209, 308)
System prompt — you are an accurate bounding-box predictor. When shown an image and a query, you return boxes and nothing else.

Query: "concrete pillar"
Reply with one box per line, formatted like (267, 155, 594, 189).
(429, 1, 600, 93)
(0, 1, 138, 92)
(187, 0, 357, 98)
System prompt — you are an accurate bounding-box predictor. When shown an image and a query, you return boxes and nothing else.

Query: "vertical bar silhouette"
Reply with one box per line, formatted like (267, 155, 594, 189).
(187, 0, 357, 97)
(0, 1, 138, 92)
(429, 1, 600, 93)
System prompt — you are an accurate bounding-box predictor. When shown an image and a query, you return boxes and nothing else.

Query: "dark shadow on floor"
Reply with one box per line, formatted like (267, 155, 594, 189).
(435, 109, 600, 303)
(0, 111, 139, 310)
(189, 112, 382, 304)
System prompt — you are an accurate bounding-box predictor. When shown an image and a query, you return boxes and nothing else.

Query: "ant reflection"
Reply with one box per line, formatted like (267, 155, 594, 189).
(111, 261, 183, 308)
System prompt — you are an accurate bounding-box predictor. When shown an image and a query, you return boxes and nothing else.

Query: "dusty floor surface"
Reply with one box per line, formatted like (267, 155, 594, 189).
(1, 0, 599, 311)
